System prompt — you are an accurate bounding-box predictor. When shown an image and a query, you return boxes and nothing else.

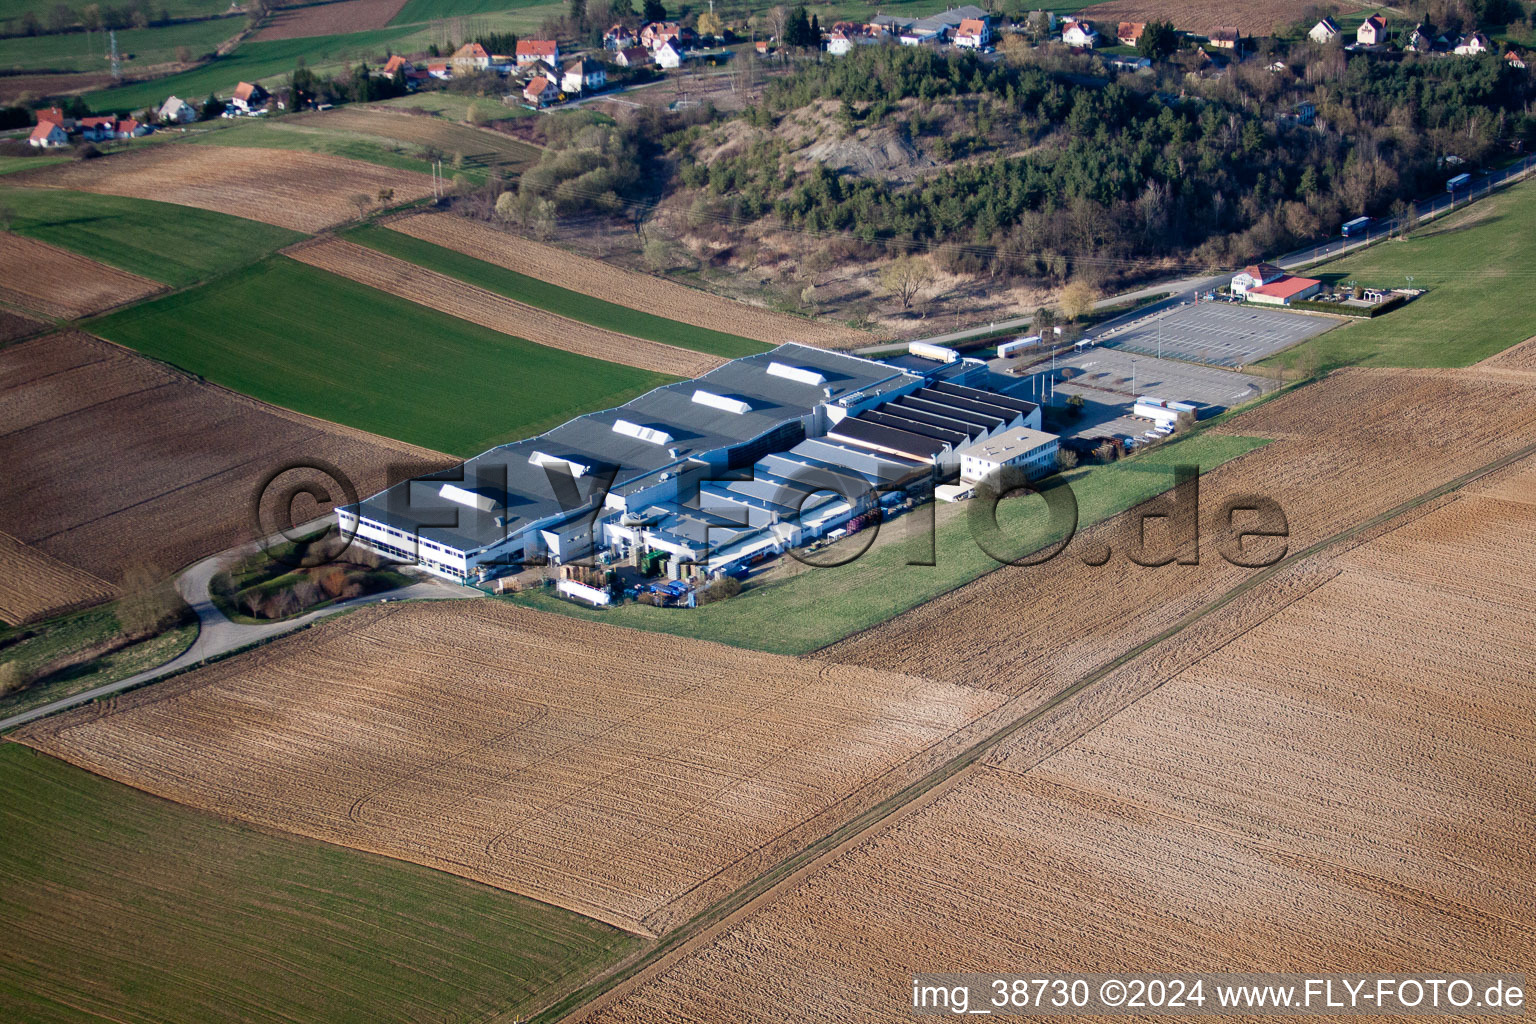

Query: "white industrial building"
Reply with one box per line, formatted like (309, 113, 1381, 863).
(957, 426, 1060, 485)
(340, 344, 1038, 580)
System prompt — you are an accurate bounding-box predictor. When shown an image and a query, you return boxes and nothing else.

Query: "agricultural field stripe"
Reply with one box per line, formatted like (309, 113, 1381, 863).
(541, 425, 1536, 1024)
(349, 223, 770, 359)
(284, 238, 725, 378)
(0, 233, 163, 320)
(0, 531, 116, 626)
(386, 212, 872, 350)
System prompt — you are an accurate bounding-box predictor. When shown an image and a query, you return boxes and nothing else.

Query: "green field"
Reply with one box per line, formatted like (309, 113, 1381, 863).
(513, 430, 1269, 654)
(0, 154, 68, 176)
(390, 0, 557, 26)
(89, 256, 678, 456)
(185, 116, 443, 177)
(373, 90, 532, 122)
(0, 0, 228, 30)
(1264, 176, 1536, 371)
(349, 224, 772, 359)
(0, 188, 304, 287)
(0, 17, 238, 74)
(0, 743, 641, 1023)
(83, 27, 416, 112)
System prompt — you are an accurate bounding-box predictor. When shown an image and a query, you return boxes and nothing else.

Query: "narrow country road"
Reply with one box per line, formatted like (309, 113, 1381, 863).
(0, 527, 480, 734)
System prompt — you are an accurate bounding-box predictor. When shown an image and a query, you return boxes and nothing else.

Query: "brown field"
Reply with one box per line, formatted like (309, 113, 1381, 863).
(0, 71, 115, 103)
(0, 310, 44, 344)
(1078, 0, 1352, 35)
(0, 530, 116, 625)
(821, 368, 1536, 698)
(16, 600, 1006, 935)
(388, 212, 873, 349)
(578, 456, 1536, 1023)
(0, 234, 162, 319)
(1473, 333, 1536, 375)
(0, 331, 452, 583)
(296, 107, 542, 174)
(286, 238, 722, 377)
(29, 145, 434, 232)
(253, 0, 408, 40)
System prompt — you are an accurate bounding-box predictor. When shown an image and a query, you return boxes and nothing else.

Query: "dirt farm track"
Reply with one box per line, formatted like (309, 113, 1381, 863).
(17, 601, 1006, 935)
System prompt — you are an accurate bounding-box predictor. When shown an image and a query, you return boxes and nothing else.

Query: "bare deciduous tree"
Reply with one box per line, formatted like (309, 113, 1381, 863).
(880, 254, 934, 310)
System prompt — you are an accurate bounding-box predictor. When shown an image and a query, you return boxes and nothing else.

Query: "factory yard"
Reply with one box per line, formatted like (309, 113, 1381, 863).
(0, 331, 452, 584)
(1098, 302, 1339, 367)
(16, 601, 1006, 936)
(581, 416, 1536, 1024)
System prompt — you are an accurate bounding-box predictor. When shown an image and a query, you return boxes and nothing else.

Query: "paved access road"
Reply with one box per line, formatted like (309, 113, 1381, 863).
(0, 532, 479, 734)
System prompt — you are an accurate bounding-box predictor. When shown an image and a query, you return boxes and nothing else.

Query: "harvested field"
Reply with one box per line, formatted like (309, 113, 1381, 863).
(0, 233, 161, 318)
(31, 145, 433, 232)
(1473, 333, 1536, 375)
(389, 212, 873, 349)
(0, 331, 452, 582)
(1078, 0, 1343, 35)
(580, 460, 1536, 1023)
(17, 600, 1006, 935)
(0, 71, 113, 103)
(286, 238, 722, 377)
(0, 309, 43, 344)
(821, 368, 1536, 697)
(254, 0, 409, 39)
(0, 530, 115, 625)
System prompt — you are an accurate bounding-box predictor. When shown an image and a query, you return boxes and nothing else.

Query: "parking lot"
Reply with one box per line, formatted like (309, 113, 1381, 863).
(1095, 301, 1338, 367)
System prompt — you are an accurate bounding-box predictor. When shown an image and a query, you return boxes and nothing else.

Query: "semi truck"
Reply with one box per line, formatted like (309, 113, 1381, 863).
(1446, 172, 1472, 191)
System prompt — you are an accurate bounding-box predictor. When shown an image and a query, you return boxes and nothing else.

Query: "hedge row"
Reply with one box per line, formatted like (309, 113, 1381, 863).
(1289, 294, 1409, 318)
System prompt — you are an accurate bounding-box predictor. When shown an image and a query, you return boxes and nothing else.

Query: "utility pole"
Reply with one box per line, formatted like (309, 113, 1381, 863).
(109, 28, 121, 81)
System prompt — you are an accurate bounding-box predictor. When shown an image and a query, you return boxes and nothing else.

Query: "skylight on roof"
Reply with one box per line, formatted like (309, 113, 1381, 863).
(692, 389, 752, 415)
(766, 361, 827, 387)
(612, 419, 675, 445)
(529, 451, 590, 478)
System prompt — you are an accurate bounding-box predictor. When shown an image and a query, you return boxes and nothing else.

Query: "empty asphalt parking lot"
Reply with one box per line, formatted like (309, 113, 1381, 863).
(1097, 302, 1338, 366)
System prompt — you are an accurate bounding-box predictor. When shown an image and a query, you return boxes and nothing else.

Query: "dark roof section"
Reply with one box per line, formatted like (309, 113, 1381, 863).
(925, 380, 1037, 416)
(896, 394, 1004, 433)
(860, 409, 969, 446)
(827, 416, 948, 461)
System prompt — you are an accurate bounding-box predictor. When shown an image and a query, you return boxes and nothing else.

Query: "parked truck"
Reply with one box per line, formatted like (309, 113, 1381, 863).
(1446, 172, 1472, 192)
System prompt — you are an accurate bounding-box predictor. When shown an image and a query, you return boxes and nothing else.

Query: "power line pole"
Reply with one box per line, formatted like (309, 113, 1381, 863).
(109, 28, 121, 81)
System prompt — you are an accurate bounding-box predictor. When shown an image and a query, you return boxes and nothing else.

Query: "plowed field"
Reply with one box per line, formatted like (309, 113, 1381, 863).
(0, 332, 452, 582)
(34, 146, 433, 232)
(0, 234, 161, 318)
(389, 212, 872, 349)
(286, 238, 723, 377)
(17, 601, 1006, 935)
(1473, 334, 1536, 375)
(254, 0, 409, 39)
(0, 530, 115, 625)
(578, 455, 1536, 1023)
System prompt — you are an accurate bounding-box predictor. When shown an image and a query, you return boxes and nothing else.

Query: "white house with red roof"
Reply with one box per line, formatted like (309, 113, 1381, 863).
(1230, 263, 1284, 296)
(1061, 18, 1098, 47)
(1244, 274, 1322, 306)
(1356, 13, 1387, 45)
(953, 17, 990, 49)
(452, 42, 492, 71)
(523, 74, 559, 106)
(77, 115, 117, 141)
(35, 106, 72, 129)
(114, 117, 147, 138)
(655, 39, 685, 68)
(515, 39, 560, 67)
(29, 121, 68, 147)
(229, 81, 269, 113)
(1506, 50, 1527, 69)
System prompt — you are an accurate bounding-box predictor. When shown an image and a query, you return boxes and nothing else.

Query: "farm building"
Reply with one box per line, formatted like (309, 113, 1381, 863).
(340, 344, 1037, 579)
(1245, 275, 1322, 306)
(1208, 26, 1241, 49)
(957, 426, 1060, 485)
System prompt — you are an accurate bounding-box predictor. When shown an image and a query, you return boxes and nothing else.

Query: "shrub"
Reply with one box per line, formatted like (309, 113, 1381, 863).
(0, 661, 28, 697)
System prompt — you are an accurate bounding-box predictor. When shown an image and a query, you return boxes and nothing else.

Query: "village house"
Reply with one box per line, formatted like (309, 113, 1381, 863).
(229, 81, 269, 114)
(603, 24, 638, 50)
(561, 59, 607, 93)
(77, 115, 117, 141)
(655, 39, 685, 68)
(35, 106, 73, 130)
(1406, 22, 1437, 53)
(380, 54, 414, 77)
(426, 61, 451, 79)
(1117, 21, 1145, 46)
(953, 17, 990, 49)
(158, 95, 197, 123)
(1208, 26, 1241, 50)
(1454, 32, 1490, 55)
(1356, 14, 1387, 46)
(754, 39, 772, 55)
(828, 25, 889, 54)
(1061, 18, 1098, 47)
(114, 117, 147, 138)
(28, 121, 68, 148)
(615, 45, 651, 67)
(1308, 17, 1340, 43)
(451, 42, 492, 71)
(641, 22, 694, 51)
(1507, 50, 1527, 69)
(523, 74, 558, 106)
(514, 39, 560, 67)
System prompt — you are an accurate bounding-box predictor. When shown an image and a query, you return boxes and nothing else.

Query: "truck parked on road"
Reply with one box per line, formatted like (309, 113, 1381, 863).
(1447, 172, 1472, 191)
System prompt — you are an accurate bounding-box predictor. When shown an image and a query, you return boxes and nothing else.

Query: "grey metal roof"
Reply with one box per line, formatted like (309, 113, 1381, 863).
(349, 344, 918, 553)
(828, 417, 948, 461)
(926, 380, 1037, 416)
(861, 409, 968, 446)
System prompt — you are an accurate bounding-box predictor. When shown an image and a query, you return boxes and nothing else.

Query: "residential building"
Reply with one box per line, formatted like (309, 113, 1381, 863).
(1406, 22, 1437, 53)
(562, 59, 607, 93)
(380, 54, 414, 76)
(957, 426, 1060, 485)
(77, 115, 116, 141)
(1208, 26, 1240, 49)
(1117, 21, 1145, 46)
(603, 24, 637, 50)
(1061, 18, 1098, 47)
(229, 81, 269, 114)
(523, 75, 558, 106)
(451, 42, 492, 71)
(615, 45, 651, 67)
(1356, 14, 1387, 46)
(641, 21, 694, 50)
(426, 61, 451, 79)
(28, 122, 68, 148)
(953, 17, 990, 48)
(514, 39, 560, 67)
(1245, 275, 1322, 306)
(114, 118, 147, 138)
(1454, 32, 1490, 55)
(655, 39, 684, 68)
(35, 106, 72, 129)
(1507, 50, 1527, 69)
(158, 95, 197, 123)
(1308, 17, 1340, 43)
